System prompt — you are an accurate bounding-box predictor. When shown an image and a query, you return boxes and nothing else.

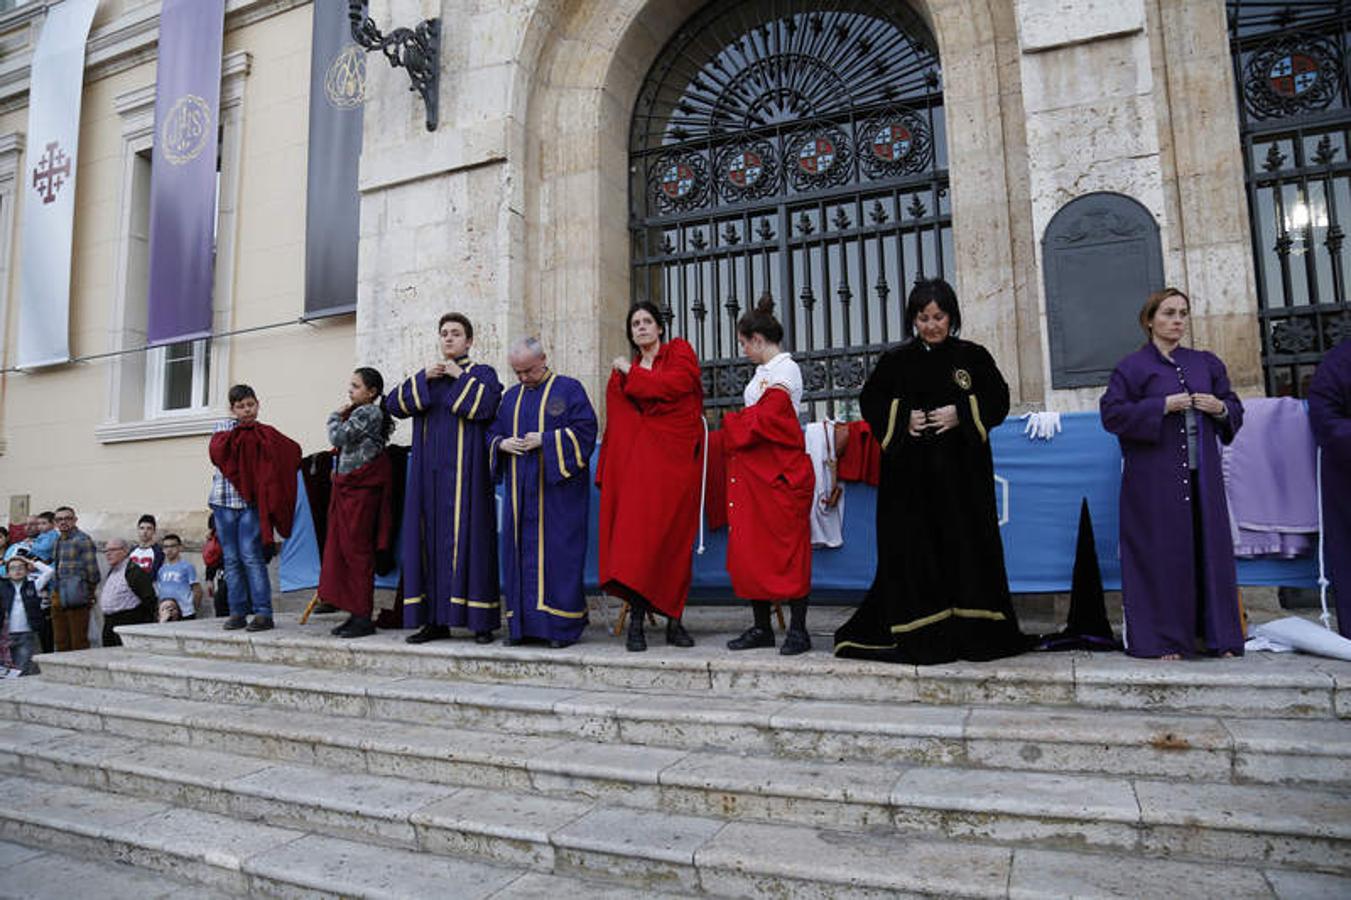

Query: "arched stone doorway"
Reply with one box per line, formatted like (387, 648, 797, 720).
(519, 0, 1037, 406)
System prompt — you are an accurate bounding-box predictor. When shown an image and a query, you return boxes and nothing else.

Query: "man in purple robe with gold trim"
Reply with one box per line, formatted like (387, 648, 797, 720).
(489, 338, 598, 648)
(387, 312, 503, 644)
(1309, 337, 1351, 638)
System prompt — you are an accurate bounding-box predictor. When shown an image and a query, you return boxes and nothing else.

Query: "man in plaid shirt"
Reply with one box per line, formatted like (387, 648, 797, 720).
(52, 506, 100, 651)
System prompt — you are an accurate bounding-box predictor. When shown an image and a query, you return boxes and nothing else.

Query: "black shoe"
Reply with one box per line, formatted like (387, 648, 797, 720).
(336, 617, 375, 639)
(245, 616, 274, 633)
(503, 636, 525, 647)
(474, 631, 495, 644)
(548, 639, 574, 649)
(313, 602, 339, 614)
(222, 616, 247, 631)
(626, 618, 647, 652)
(330, 615, 355, 636)
(665, 618, 694, 648)
(727, 626, 775, 651)
(405, 624, 450, 644)
(779, 628, 812, 656)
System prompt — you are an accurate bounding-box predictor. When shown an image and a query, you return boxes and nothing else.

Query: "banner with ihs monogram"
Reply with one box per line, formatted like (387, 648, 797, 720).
(303, 1, 367, 319)
(17, 0, 99, 368)
(146, 0, 227, 346)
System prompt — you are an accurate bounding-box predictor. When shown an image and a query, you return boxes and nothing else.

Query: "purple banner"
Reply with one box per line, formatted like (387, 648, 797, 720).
(146, 0, 226, 346)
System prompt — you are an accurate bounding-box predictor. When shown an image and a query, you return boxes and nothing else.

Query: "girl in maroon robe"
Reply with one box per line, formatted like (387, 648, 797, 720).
(1100, 289, 1245, 659)
(320, 367, 396, 638)
(721, 295, 814, 656)
(596, 301, 704, 651)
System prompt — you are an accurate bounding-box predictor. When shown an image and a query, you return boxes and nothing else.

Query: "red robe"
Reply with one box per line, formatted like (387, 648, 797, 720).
(209, 422, 302, 548)
(596, 338, 705, 618)
(721, 387, 813, 600)
(318, 452, 396, 618)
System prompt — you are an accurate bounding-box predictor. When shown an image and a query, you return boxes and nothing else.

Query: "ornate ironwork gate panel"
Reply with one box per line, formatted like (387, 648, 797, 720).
(1229, 1, 1351, 396)
(630, 0, 951, 418)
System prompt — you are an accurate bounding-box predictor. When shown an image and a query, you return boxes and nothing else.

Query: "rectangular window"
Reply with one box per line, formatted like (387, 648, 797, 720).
(146, 338, 211, 416)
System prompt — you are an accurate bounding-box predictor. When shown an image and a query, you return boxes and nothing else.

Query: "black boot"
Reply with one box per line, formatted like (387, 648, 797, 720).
(336, 616, 375, 639)
(405, 623, 450, 644)
(665, 617, 694, 648)
(626, 609, 647, 652)
(780, 599, 811, 656)
(727, 626, 775, 650)
(330, 615, 355, 636)
(474, 630, 496, 644)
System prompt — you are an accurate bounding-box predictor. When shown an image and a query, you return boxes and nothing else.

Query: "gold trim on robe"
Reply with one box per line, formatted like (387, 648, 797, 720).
(879, 398, 900, 449)
(968, 395, 988, 443)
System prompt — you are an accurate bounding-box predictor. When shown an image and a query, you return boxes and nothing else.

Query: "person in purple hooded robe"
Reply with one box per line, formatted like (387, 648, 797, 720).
(1100, 288, 1245, 659)
(386, 312, 503, 644)
(1308, 337, 1351, 638)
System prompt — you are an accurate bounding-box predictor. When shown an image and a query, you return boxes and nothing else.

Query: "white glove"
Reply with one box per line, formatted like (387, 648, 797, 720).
(1020, 411, 1062, 441)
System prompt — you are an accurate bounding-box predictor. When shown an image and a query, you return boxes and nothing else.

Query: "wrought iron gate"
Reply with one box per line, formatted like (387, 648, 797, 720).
(1230, 0, 1351, 396)
(629, 0, 951, 418)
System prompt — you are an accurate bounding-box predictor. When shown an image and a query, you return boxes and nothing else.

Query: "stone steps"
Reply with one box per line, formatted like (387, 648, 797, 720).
(0, 836, 235, 899)
(0, 728, 1345, 899)
(1, 677, 1348, 874)
(33, 648, 1351, 787)
(113, 619, 1351, 719)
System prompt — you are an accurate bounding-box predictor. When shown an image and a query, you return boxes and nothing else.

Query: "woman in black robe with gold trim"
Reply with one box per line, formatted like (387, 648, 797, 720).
(834, 279, 1031, 664)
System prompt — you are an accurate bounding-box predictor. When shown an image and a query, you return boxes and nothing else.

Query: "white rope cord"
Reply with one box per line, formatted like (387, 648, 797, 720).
(696, 416, 709, 555)
(1317, 447, 1333, 630)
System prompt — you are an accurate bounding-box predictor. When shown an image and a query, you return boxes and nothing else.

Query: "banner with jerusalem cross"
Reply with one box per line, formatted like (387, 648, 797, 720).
(303, 0, 366, 319)
(146, 0, 226, 346)
(17, 0, 99, 368)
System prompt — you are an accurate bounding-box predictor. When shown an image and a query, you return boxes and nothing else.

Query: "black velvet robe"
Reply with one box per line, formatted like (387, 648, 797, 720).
(834, 337, 1030, 664)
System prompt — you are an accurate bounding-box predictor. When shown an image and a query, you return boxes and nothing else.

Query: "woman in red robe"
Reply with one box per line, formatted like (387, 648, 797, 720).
(596, 301, 705, 651)
(722, 295, 814, 655)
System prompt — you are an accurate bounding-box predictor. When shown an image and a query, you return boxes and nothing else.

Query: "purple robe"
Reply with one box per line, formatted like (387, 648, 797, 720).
(1307, 338, 1351, 638)
(1100, 344, 1245, 657)
(386, 357, 502, 633)
(488, 373, 598, 644)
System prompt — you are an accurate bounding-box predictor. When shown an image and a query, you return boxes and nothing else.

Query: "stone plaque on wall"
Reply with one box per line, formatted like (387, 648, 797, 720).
(1043, 192, 1164, 389)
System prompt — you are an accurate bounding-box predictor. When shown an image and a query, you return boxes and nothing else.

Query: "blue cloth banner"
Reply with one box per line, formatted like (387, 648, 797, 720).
(282, 412, 1317, 595)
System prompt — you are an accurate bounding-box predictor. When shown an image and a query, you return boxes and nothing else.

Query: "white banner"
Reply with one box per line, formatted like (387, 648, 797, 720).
(17, 0, 99, 369)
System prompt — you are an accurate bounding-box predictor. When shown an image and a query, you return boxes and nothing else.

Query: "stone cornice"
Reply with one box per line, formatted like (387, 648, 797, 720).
(0, 0, 307, 114)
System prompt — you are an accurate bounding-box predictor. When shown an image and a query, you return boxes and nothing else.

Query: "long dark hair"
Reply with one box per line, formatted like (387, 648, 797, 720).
(736, 292, 784, 344)
(903, 278, 962, 338)
(625, 301, 667, 355)
(354, 367, 396, 441)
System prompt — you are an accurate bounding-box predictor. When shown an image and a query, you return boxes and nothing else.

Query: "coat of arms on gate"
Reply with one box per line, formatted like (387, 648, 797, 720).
(161, 95, 213, 165)
(31, 141, 71, 205)
(859, 110, 932, 179)
(716, 140, 778, 202)
(649, 153, 708, 213)
(1243, 33, 1341, 120)
(786, 127, 851, 191)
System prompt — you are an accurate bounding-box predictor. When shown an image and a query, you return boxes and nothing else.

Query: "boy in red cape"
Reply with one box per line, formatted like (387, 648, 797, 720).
(208, 384, 301, 632)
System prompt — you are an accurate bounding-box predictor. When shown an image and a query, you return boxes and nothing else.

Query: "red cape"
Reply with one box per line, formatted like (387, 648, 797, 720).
(836, 419, 881, 485)
(209, 421, 302, 547)
(318, 452, 395, 618)
(721, 388, 813, 600)
(596, 339, 705, 618)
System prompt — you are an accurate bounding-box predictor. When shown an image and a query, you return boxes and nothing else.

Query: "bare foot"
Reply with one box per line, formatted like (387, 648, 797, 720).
(1159, 653, 1183, 661)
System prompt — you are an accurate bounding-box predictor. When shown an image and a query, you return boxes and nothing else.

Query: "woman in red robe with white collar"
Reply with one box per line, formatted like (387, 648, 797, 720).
(596, 302, 705, 651)
(721, 295, 815, 655)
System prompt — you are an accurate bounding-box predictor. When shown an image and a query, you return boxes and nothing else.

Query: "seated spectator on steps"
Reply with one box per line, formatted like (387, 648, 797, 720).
(99, 538, 157, 648)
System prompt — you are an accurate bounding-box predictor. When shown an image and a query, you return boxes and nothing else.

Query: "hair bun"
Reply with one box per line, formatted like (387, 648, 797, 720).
(755, 292, 775, 315)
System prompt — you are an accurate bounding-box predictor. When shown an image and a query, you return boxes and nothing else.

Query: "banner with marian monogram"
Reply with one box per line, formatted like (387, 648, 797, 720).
(303, 1, 366, 318)
(146, 0, 226, 346)
(17, 0, 99, 368)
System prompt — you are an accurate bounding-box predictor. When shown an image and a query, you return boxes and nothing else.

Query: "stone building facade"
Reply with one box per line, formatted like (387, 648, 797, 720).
(0, 0, 1318, 535)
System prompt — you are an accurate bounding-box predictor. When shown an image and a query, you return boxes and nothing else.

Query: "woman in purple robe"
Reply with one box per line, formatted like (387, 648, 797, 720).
(386, 312, 503, 644)
(1307, 337, 1351, 638)
(1100, 288, 1245, 659)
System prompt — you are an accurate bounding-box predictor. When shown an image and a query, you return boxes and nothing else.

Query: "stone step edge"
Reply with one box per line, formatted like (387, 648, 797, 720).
(34, 650, 1351, 770)
(111, 625, 1351, 720)
(0, 759, 1340, 899)
(0, 773, 700, 900)
(3, 682, 1349, 863)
